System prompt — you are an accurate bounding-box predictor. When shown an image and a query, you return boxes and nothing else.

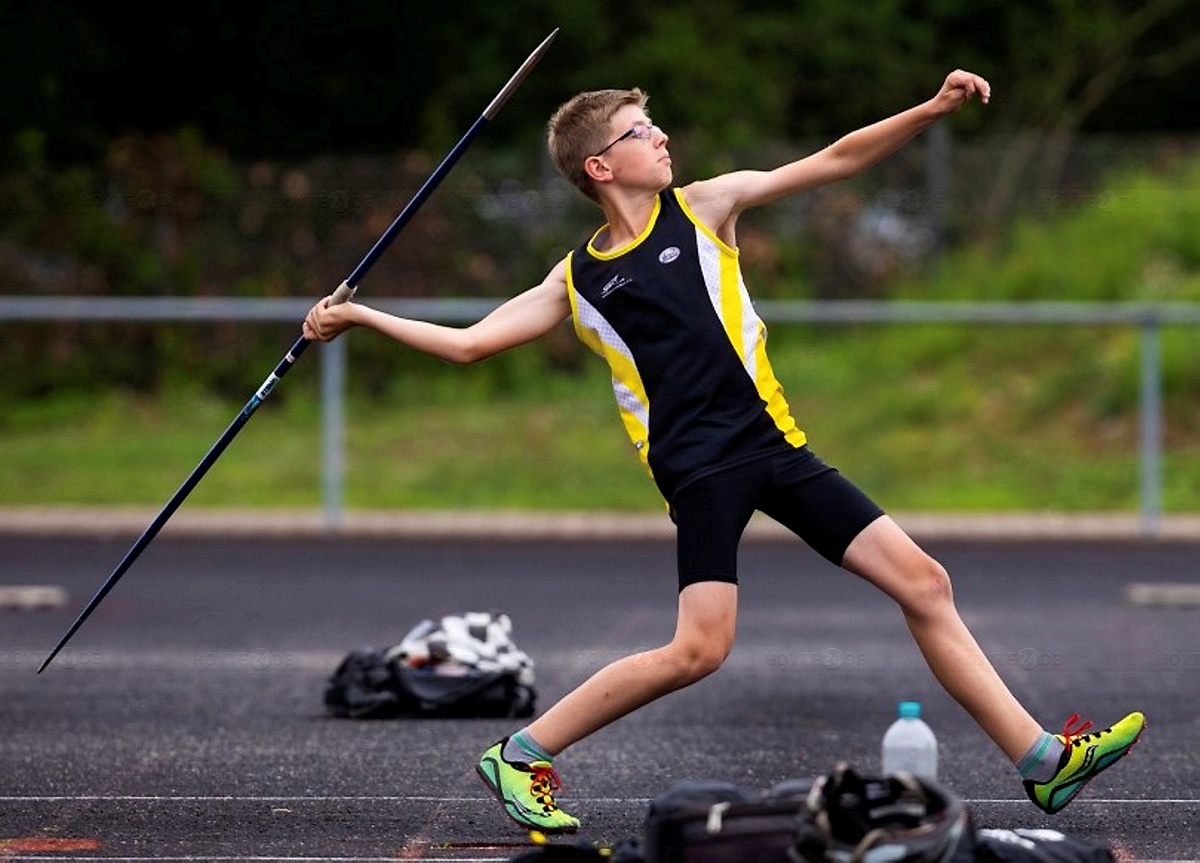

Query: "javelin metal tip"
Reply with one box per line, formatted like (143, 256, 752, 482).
(483, 28, 559, 121)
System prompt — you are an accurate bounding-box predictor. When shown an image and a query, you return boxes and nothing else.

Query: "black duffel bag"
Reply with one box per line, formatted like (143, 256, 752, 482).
(323, 646, 536, 719)
(324, 611, 536, 719)
(642, 764, 973, 863)
(791, 763, 974, 863)
(642, 776, 816, 863)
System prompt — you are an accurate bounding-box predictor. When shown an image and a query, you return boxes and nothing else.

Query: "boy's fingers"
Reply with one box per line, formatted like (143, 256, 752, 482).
(303, 303, 327, 341)
(943, 71, 990, 107)
(963, 72, 990, 103)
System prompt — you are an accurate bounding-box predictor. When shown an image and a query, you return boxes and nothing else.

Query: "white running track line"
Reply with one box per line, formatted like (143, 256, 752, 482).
(4, 856, 1198, 863)
(966, 797, 1199, 804)
(0, 796, 544, 803)
(1, 794, 1197, 804)
(0, 858, 505, 862)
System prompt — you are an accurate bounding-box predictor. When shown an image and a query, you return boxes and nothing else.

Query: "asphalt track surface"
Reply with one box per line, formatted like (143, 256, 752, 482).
(2, 533, 1197, 861)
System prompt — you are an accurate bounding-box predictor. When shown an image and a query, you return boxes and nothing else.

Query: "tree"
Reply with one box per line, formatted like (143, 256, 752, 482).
(973, 0, 1200, 220)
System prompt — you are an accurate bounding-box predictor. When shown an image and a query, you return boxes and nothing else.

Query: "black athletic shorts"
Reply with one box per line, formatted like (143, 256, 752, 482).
(672, 447, 885, 591)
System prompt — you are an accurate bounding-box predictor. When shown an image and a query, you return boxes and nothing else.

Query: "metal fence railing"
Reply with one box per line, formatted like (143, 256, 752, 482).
(6, 296, 1199, 536)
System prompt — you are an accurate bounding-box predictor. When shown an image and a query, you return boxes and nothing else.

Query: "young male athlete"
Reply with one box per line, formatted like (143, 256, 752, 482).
(304, 69, 1144, 833)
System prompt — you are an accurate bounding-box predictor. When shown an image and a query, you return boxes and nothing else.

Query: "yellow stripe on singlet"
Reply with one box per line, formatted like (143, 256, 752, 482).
(674, 190, 806, 448)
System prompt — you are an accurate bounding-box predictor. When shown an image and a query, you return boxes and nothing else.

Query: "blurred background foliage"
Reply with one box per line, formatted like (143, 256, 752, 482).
(6, 1, 1199, 162)
(2, 1, 1200, 511)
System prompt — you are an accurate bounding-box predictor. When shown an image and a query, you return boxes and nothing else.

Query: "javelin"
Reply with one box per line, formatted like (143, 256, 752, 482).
(39, 28, 559, 674)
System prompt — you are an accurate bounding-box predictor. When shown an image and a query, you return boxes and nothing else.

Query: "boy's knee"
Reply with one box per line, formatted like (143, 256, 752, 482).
(901, 555, 954, 615)
(670, 638, 731, 683)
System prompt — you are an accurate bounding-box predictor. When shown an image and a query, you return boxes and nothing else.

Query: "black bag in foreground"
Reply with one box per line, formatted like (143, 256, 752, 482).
(594, 762, 1115, 863)
(324, 611, 536, 719)
(642, 764, 973, 863)
(791, 763, 974, 863)
(642, 776, 816, 863)
(518, 764, 1115, 863)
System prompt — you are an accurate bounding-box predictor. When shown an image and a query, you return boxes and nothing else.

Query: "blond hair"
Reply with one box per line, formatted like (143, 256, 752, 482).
(547, 88, 648, 202)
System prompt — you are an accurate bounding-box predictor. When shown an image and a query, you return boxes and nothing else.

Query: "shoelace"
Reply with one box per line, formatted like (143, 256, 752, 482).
(529, 764, 564, 809)
(1061, 712, 1095, 747)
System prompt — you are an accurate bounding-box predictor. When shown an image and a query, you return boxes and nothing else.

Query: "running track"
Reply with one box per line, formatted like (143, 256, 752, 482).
(2, 533, 1197, 861)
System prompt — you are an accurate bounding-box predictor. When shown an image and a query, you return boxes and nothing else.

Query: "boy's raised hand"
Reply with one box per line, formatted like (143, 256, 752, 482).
(933, 69, 991, 115)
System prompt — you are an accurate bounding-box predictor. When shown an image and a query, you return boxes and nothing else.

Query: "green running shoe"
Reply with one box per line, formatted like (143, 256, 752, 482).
(1023, 711, 1145, 814)
(476, 738, 580, 833)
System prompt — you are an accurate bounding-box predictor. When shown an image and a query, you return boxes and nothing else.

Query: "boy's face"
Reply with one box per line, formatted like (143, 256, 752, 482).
(591, 104, 672, 193)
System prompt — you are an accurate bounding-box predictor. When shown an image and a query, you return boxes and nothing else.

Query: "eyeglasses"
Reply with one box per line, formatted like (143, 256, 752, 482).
(591, 124, 659, 158)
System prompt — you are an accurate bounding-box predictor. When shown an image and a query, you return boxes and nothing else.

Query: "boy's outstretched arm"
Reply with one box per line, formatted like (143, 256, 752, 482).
(303, 257, 571, 364)
(684, 70, 990, 233)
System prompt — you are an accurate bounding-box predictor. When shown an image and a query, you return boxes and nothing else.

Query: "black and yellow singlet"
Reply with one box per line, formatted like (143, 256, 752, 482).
(566, 187, 807, 504)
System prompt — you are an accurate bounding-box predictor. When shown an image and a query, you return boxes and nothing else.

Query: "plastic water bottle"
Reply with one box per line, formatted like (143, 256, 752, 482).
(881, 701, 938, 780)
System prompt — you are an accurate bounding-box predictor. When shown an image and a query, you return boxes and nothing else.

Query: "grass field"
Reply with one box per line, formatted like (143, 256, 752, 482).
(4, 320, 1199, 515)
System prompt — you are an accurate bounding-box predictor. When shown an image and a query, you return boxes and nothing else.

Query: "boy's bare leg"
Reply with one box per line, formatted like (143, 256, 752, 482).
(525, 581, 738, 755)
(841, 515, 1043, 762)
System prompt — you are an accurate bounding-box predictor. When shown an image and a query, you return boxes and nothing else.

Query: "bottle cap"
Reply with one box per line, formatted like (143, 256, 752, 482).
(898, 701, 922, 719)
